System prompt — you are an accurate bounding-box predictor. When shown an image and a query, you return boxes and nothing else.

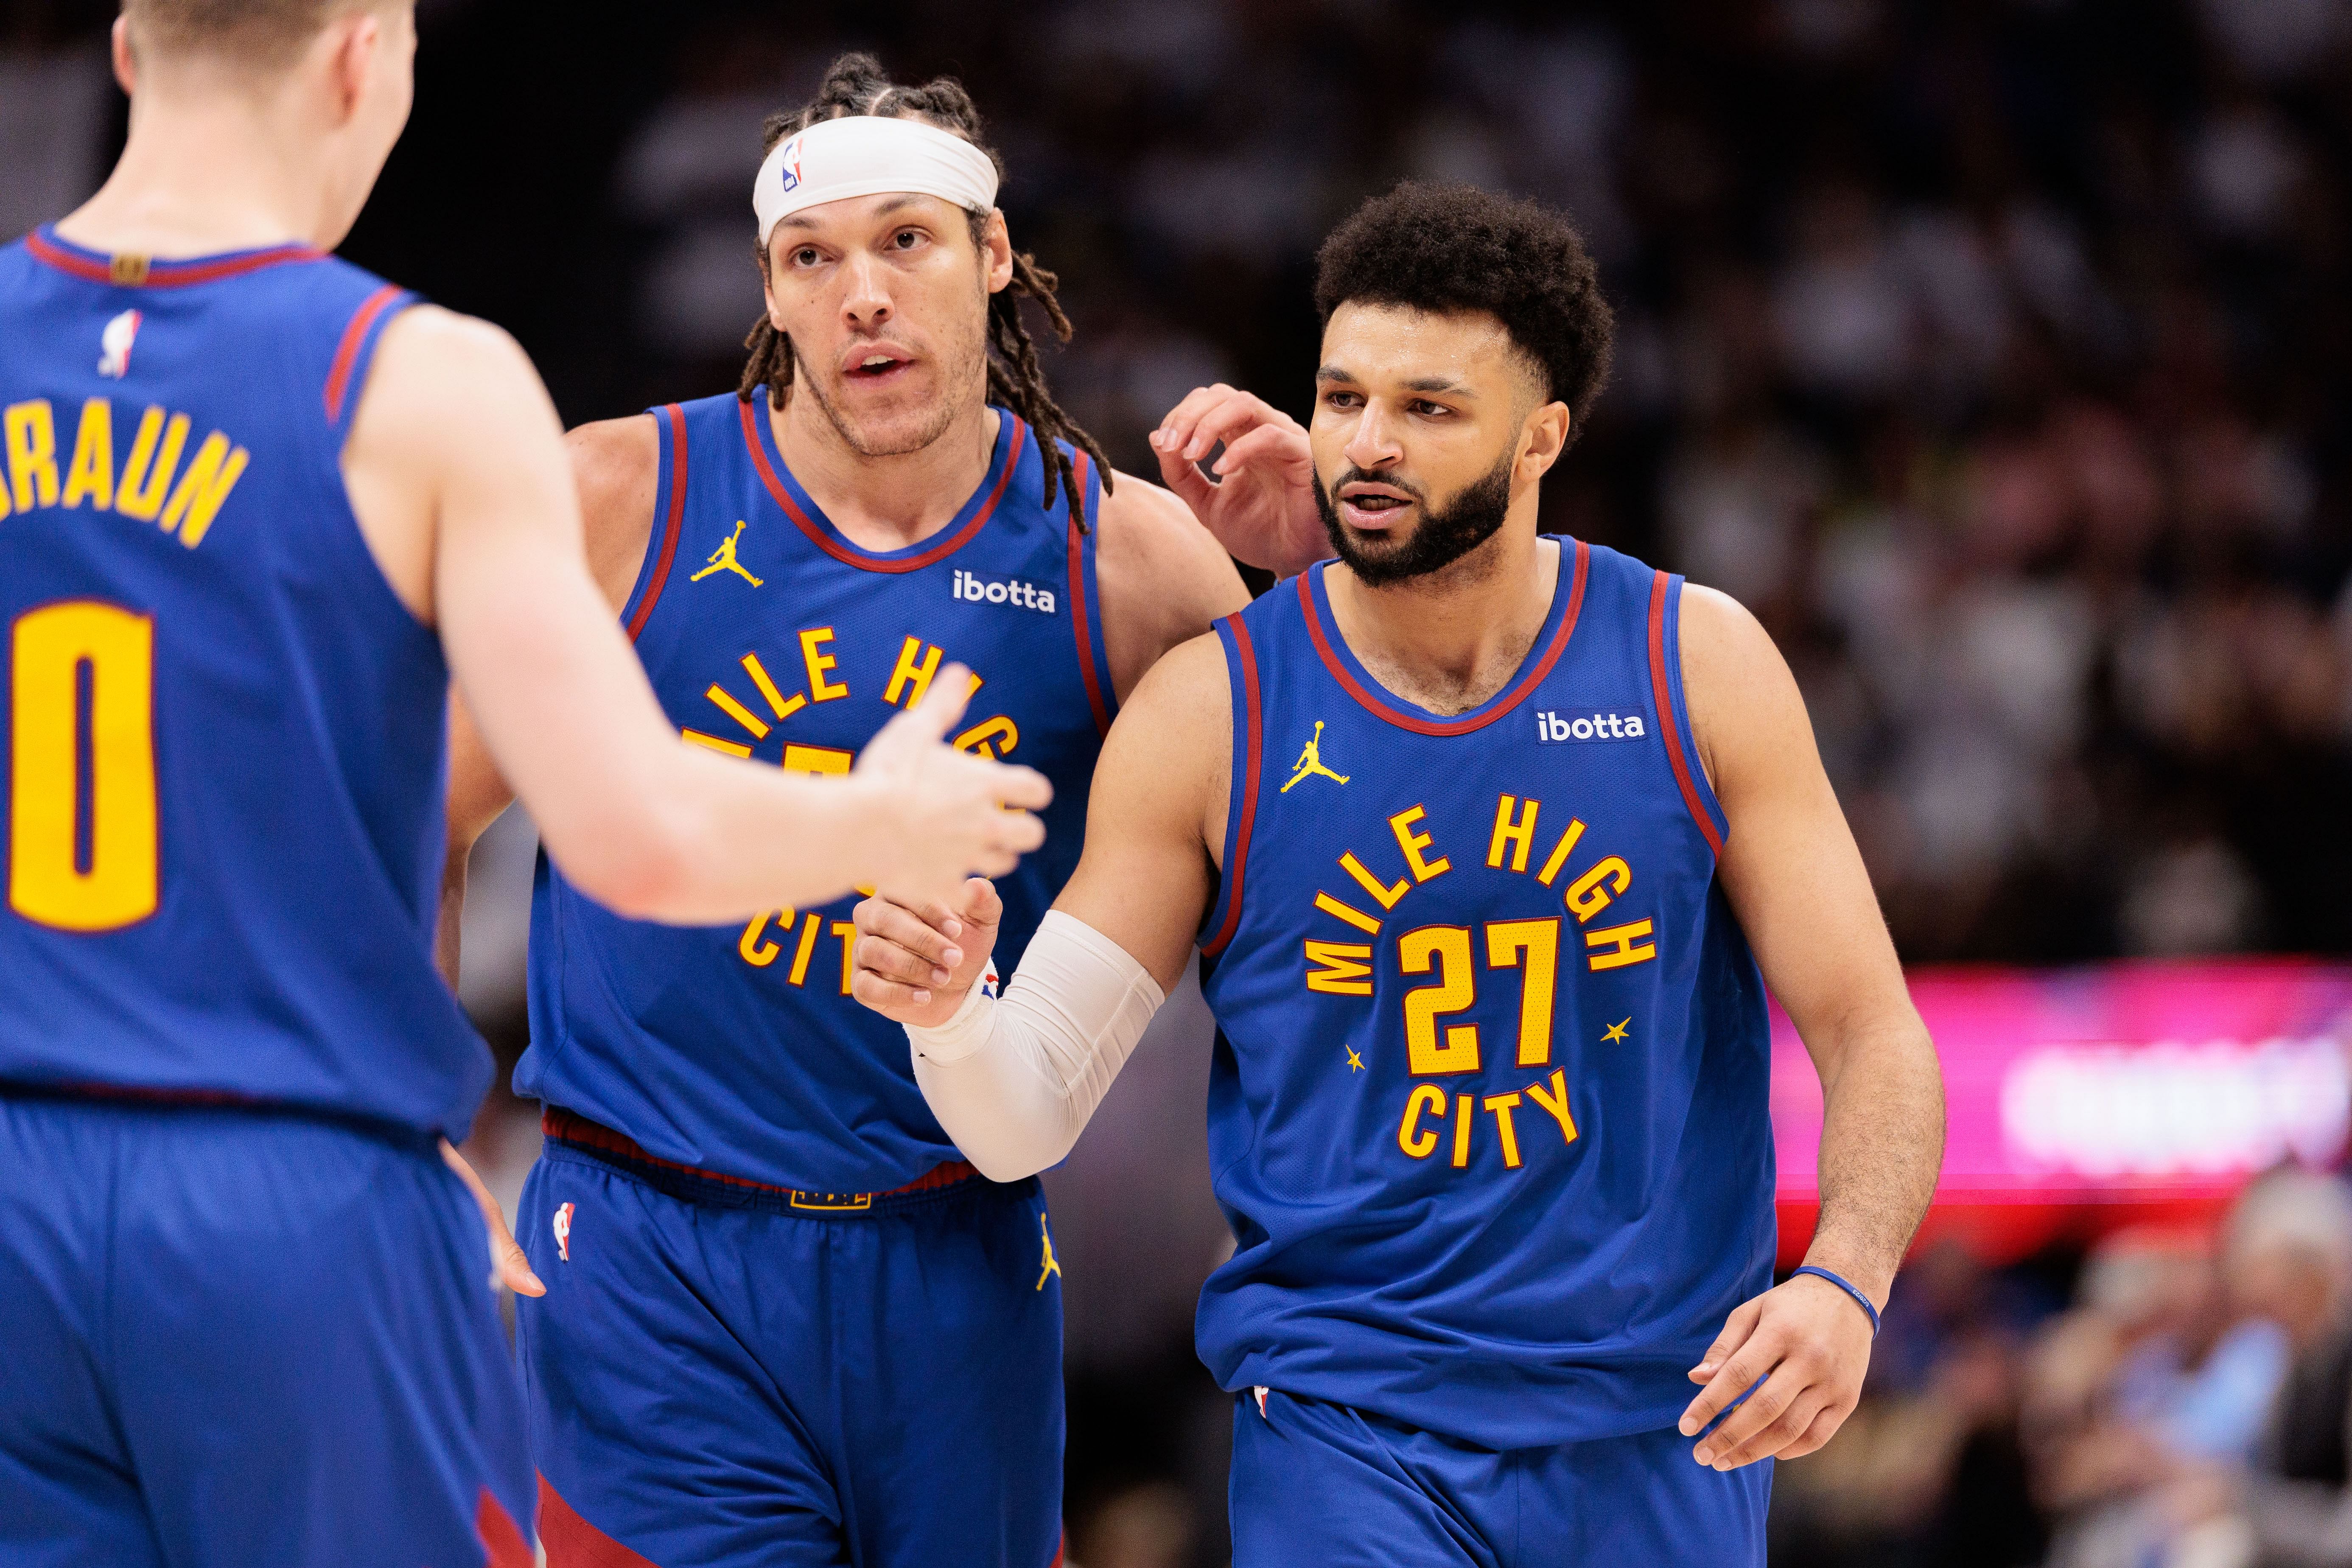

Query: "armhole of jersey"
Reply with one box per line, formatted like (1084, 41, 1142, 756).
(1066, 451, 1116, 737)
(621, 404, 690, 642)
(322, 284, 419, 442)
(1647, 570, 1729, 859)
(1199, 613, 1263, 958)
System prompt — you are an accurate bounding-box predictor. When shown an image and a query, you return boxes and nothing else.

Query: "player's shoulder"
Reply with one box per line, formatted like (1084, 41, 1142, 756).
(1095, 470, 1223, 565)
(369, 304, 540, 410)
(346, 305, 559, 481)
(567, 412, 660, 516)
(1675, 580, 1778, 676)
(1094, 469, 1250, 610)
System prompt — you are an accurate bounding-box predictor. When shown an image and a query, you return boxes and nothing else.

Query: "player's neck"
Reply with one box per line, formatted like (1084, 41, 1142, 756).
(1326, 521, 1559, 718)
(770, 394, 1001, 554)
(56, 87, 340, 258)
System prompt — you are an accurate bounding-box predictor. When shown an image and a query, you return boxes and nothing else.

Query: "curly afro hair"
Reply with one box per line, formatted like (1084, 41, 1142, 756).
(1314, 182, 1615, 442)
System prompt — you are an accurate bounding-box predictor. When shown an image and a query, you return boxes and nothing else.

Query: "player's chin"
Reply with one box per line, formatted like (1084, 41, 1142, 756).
(832, 364, 937, 421)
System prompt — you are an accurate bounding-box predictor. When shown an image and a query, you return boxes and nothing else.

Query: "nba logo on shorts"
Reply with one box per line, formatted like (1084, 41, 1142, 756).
(777, 135, 804, 194)
(553, 1202, 575, 1263)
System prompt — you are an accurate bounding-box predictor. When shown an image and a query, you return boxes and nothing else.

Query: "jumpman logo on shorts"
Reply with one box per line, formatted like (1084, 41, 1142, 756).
(1280, 721, 1349, 792)
(1037, 1215, 1061, 1291)
(690, 521, 763, 587)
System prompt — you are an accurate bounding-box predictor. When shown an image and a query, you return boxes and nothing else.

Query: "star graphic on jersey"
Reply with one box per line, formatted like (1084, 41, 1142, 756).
(1345, 1046, 1365, 1073)
(1603, 1017, 1632, 1043)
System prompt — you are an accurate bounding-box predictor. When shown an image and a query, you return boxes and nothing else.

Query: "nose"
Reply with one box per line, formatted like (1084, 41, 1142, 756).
(1343, 399, 1405, 473)
(840, 250, 893, 333)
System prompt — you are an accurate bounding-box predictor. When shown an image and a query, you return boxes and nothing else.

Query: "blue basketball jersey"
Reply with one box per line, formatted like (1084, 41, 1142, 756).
(518, 392, 1115, 1193)
(1193, 540, 1777, 1450)
(0, 228, 486, 1137)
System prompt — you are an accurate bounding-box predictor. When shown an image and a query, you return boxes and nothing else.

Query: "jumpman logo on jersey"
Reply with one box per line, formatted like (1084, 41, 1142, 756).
(690, 521, 763, 587)
(1036, 1214, 1061, 1291)
(1280, 721, 1350, 792)
(1603, 1018, 1632, 1043)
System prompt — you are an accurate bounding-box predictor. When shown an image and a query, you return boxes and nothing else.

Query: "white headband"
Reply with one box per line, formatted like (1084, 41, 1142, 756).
(754, 116, 1000, 244)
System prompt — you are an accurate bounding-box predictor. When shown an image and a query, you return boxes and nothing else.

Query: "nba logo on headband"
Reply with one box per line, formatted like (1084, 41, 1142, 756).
(776, 135, 803, 196)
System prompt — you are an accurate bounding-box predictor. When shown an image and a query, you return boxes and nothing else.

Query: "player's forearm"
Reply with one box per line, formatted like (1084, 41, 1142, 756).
(907, 911, 1165, 1181)
(1803, 1011, 1945, 1303)
(569, 747, 896, 926)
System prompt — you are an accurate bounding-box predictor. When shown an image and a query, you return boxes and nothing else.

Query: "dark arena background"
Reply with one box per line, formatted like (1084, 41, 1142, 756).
(12, 1, 2352, 1563)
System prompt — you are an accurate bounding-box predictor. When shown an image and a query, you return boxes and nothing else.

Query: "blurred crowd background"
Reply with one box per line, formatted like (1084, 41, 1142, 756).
(12, 0, 2352, 1562)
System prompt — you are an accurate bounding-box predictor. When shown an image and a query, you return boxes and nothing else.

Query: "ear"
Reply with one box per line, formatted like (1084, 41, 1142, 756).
(327, 10, 383, 125)
(980, 210, 1014, 296)
(111, 16, 137, 95)
(1515, 400, 1572, 486)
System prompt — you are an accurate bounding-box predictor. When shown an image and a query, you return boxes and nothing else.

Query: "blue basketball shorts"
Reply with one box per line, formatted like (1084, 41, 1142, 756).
(1230, 1389, 1770, 1568)
(0, 1092, 535, 1568)
(516, 1117, 1065, 1568)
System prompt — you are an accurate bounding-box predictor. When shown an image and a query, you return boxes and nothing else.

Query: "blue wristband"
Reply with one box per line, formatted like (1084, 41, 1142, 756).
(1791, 1265, 1880, 1336)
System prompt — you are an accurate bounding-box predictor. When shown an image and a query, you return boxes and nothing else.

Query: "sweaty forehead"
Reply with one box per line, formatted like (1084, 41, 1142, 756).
(1317, 302, 1534, 401)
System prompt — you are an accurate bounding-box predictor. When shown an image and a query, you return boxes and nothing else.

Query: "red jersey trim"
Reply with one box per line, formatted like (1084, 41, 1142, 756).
(1200, 616, 1263, 958)
(1067, 451, 1113, 738)
(624, 405, 691, 642)
(538, 1473, 659, 1568)
(1298, 538, 1590, 737)
(540, 1106, 979, 1201)
(476, 1487, 535, 1568)
(25, 229, 323, 288)
(737, 398, 1025, 574)
(1647, 570, 1725, 860)
(322, 284, 407, 423)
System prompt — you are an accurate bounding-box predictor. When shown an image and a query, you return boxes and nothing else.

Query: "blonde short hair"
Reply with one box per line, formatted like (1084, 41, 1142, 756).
(123, 0, 381, 70)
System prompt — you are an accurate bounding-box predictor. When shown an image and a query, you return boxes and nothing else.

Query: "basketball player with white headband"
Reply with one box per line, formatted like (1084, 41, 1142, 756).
(435, 53, 1270, 1568)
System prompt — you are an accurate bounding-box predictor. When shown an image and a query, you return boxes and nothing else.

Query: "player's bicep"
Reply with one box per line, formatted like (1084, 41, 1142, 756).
(1052, 633, 1230, 989)
(389, 316, 687, 889)
(1683, 588, 1907, 1050)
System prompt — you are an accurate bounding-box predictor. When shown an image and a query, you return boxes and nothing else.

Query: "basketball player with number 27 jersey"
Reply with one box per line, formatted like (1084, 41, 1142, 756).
(855, 184, 1947, 1566)
(438, 54, 1250, 1568)
(0, 11, 1047, 1568)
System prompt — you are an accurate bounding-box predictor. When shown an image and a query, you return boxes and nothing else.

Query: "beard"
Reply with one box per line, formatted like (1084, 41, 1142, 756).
(1313, 447, 1515, 587)
(793, 319, 989, 459)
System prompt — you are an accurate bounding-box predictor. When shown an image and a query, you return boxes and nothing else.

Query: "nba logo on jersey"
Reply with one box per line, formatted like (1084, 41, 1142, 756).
(776, 135, 804, 194)
(553, 1202, 575, 1262)
(1535, 708, 1646, 744)
(97, 308, 142, 378)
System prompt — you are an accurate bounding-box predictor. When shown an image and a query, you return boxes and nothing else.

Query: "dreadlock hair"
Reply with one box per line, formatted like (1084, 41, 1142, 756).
(739, 52, 1111, 526)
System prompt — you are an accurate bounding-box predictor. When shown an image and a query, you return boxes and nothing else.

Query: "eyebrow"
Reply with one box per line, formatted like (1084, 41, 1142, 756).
(1313, 365, 1477, 397)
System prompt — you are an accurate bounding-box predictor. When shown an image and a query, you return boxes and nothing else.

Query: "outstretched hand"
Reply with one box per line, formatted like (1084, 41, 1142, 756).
(1677, 1271, 1876, 1469)
(1150, 384, 1325, 579)
(849, 876, 1004, 1028)
(440, 1138, 544, 1298)
(854, 668, 1053, 908)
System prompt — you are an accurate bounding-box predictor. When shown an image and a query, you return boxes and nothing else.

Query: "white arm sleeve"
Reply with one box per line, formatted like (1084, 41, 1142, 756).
(906, 910, 1165, 1182)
